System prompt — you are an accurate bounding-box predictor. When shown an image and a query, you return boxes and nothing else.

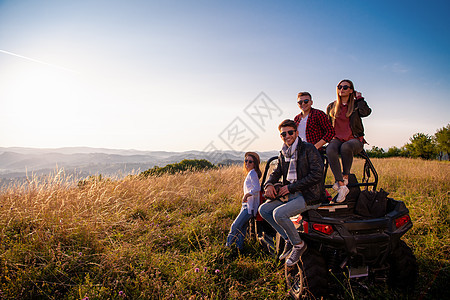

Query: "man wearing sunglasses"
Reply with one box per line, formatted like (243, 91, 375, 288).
(294, 92, 335, 152)
(259, 119, 325, 267)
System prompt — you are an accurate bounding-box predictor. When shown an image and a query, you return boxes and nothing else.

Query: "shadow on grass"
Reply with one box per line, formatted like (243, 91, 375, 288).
(415, 258, 450, 300)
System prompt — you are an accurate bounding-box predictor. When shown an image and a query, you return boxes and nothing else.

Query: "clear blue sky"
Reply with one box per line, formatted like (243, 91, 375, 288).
(1, 0, 449, 152)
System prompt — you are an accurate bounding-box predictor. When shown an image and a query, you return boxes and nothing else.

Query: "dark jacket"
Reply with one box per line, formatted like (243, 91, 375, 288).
(264, 139, 326, 206)
(326, 97, 371, 138)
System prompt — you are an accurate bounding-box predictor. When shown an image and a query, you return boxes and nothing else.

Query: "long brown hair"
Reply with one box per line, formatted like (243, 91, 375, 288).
(329, 79, 356, 121)
(243, 154, 262, 178)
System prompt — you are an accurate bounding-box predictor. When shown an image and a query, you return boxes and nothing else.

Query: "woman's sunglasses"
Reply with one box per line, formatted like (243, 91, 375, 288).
(244, 159, 254, 164)
(280, 130, 296, 137)
(337, 85, 351, 90)
(297, 99, 310, 105)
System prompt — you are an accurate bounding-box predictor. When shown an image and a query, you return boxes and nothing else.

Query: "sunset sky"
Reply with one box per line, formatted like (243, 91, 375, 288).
(1, 0, 449, 153)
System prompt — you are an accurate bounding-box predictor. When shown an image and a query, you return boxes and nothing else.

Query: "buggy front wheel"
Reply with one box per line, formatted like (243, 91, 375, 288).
(285, 247, 327, 299)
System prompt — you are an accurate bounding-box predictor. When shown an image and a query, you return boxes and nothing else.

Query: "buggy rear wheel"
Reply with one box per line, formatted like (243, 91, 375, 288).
(285, 247, 327, 299)
(388, 240, 417, 290)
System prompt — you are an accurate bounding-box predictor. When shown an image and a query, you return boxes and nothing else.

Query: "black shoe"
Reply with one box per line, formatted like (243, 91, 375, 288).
(279, 241, 293, 260)
(286, 243, 308, 267)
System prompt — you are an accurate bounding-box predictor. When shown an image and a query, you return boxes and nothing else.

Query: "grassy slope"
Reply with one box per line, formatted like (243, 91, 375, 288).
(0, 158, 448, 299)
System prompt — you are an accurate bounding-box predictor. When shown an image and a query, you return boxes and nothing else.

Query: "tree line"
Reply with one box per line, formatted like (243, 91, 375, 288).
(366, 124, 449, 160)
(138, 124, 449, 178)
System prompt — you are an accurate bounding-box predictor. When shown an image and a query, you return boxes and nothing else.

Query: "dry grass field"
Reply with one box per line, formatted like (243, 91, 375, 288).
(0, 158, 448, 299)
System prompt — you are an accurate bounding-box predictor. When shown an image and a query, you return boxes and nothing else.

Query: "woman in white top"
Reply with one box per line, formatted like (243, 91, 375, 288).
(226, 152, 262, 250)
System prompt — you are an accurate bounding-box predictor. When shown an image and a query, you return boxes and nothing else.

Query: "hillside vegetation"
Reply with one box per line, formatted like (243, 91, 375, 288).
(139, 159, 216, 177)
(0, 158, 448, 299)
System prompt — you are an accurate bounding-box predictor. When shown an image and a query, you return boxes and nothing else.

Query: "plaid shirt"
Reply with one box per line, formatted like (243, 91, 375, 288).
(294, 108, 335, 148)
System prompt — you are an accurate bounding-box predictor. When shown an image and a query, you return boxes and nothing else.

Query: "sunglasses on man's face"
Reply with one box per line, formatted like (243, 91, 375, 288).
(337, 85, 351, 90)
(244, 159, 254, 164)
(297, 99, 310, 105)
(280, 130, 296, 137)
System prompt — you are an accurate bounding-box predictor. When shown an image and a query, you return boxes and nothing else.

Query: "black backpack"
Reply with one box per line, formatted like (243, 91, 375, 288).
(355, 188, 389, 218)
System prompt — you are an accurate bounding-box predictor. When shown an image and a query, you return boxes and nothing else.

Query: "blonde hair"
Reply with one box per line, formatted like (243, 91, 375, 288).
(329, 79, 356, 120)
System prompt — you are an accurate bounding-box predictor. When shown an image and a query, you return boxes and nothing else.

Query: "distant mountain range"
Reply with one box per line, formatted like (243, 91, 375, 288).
(0, 147, 278, 182)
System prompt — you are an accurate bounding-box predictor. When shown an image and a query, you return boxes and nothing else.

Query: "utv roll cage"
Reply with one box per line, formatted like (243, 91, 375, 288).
(262, 149, 378, 193)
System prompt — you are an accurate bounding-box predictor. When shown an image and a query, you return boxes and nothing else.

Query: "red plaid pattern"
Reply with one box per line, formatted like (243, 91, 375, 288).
(294, 108, 335, 147)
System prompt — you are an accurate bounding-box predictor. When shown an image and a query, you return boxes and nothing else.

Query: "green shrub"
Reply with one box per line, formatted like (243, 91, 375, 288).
(140, 159, 216, 177)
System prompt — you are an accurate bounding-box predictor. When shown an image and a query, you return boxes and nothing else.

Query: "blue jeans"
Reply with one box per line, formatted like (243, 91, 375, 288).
(326, 139, 363, 182)
(259, 192, 319, 245)
(226, 203, 253, 250)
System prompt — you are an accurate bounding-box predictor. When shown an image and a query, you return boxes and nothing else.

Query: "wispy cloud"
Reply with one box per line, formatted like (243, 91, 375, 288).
(386, 62, 409, 74)
(0, 49, 79, 74)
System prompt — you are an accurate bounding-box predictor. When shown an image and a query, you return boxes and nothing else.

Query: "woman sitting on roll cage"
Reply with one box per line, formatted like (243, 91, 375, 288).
(326, 79, 372, 202)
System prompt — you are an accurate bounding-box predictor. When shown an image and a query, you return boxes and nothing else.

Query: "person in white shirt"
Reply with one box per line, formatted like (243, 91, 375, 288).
(226, 152, 262, 250)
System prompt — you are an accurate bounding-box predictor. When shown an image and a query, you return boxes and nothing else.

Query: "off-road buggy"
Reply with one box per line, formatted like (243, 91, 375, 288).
(247, 150, 418, 299)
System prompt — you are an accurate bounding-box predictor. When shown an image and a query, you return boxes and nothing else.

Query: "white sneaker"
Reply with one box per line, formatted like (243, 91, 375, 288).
(332, 182, 339, 191)
(336, 185, 349, 203)
(332, 178, 348, 191)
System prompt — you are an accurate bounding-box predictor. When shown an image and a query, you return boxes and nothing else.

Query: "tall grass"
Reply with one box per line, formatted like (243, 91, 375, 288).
(0, 158, 448, 299)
